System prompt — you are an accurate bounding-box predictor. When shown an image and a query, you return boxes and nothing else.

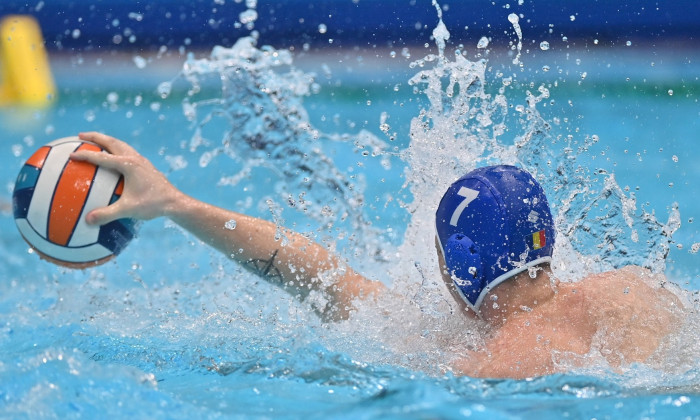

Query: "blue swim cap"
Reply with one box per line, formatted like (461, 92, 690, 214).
(435, 165, 555, 311)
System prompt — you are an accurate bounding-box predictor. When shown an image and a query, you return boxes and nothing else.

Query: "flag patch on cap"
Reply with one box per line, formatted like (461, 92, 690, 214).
(529, 230, 546, 250)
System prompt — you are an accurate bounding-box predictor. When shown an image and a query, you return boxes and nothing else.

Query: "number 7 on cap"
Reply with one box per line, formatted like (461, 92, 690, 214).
(450, 187, 479, 226)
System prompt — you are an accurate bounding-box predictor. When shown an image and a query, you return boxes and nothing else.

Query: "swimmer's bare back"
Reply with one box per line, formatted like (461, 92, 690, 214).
(452, 266, 683, 379)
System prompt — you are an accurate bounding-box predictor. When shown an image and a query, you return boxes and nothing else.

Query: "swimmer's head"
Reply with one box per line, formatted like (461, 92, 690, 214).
(435, 165, 555, 312)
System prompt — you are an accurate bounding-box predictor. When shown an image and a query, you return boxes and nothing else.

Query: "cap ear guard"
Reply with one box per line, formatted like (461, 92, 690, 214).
(443, 233, 483, 307)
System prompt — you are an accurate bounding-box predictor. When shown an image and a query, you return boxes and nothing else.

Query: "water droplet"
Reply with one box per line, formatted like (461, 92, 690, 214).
(239, 9, 258, 25)
(594, 39, 599, 45)
(134, 55, 148, 69)
(318, 23, 327, 34)
(11, 144, 22, 157)
(224, 219, 237, 230)
(508, 14, 523, 64)
(668, 89, 674, 96)
(477, 36, 489, 49)
(626, 40, 632, 46)
(672, 155, 679, 162)
(106, 92, 119, 104)
(539, 41, 550, 51)
(71, 29, 81, 39)
(157, 82, 172, 99)
(569, 15, 576, 21)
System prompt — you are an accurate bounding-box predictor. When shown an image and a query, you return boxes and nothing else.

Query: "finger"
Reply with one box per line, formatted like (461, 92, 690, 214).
(78, 132, 137, 156)
(85, 201, 125, 226)
(70, 149, 127, 172)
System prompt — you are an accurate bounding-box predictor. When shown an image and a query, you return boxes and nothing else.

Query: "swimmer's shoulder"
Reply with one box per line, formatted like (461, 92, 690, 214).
(577, 265, 685, 323)
(577, 266, 686, 365)
(580, 265, 675, 299)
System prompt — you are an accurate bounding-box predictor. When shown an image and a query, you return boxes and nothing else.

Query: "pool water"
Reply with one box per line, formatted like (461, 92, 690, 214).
(1, 8, 700, 420)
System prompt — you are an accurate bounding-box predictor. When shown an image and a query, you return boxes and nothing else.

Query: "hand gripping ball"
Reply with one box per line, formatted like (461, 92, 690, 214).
(12, 136, 136, 268)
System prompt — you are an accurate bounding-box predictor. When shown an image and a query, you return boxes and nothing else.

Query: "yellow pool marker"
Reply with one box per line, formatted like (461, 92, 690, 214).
(0, 15, 56, 108)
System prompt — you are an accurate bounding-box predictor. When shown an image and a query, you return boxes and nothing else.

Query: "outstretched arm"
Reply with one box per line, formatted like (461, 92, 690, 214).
(71, 132, 384, 320)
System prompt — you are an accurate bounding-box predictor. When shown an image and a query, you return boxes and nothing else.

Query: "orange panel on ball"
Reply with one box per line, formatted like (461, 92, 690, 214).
(48, 142, 101, 246)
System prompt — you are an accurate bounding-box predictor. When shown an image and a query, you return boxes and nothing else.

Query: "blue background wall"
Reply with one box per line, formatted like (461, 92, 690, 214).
(0, 0, 697, 51)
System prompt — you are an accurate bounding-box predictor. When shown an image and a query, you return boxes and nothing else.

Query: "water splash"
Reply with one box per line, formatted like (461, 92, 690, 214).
(431, 0, 450, 59)
(556, 172, 681, 278)
(508, 13, 523, 65)
(166, 35, 393, 267)
(392, 4, 683, 316)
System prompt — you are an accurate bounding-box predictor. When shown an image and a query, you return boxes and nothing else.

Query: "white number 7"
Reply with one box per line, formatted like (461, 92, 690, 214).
(450, 187, 479, 226)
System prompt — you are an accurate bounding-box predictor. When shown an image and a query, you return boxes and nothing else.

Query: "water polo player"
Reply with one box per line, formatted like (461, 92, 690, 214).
(71, 132, 684, 379)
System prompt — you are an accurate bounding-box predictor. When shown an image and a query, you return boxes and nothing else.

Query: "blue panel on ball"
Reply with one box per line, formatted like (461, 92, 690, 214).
(14, 165, 41, 191)
(12, 187, 34, 219)
(98, 219, 136, 255)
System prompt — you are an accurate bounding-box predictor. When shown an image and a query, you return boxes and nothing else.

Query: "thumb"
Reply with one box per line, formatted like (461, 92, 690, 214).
(86, 202, 125, 226)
